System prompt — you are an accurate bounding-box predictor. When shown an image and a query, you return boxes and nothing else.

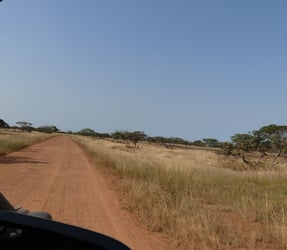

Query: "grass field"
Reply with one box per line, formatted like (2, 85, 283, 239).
(0, 129, 53, 155)
(75, 136, 287, 249)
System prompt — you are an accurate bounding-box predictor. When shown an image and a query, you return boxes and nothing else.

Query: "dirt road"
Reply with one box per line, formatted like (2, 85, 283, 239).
(0, 136, 169, 250)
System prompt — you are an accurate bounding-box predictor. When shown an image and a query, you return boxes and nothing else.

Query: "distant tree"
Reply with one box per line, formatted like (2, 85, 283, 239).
(147, 136, 190, 147)
(127, 131, 147, 147)
(36, 125, 59, 133)
(77, 128, 96, 137)
(168, 137, 190, 145)
(16, 121, 32, 127)
(146, 136, 162, 144)
(98, 133, 111, 139)
(192, 140, 206, 147)
(22, 126, 35, 132)
(152, 136, 167, 144)
(16, 121, 34, 132)
(202, 138, 220, 147)
(0, 119, 9, 129)
(111, 131, 129, 143)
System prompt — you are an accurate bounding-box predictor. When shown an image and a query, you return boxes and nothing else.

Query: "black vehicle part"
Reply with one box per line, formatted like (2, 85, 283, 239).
(0, 193, 14, 211)
(0, 192, 52, 220)
(0, 211, 131, 250)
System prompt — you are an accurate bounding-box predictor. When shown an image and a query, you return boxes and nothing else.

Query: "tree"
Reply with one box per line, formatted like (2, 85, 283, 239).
(168, 137, 190, 145)
(253, 124, 287, 167)
(36, 126, 59, 133)
(98, 133, 111, 139)
(230, 133, 255, 164)
(151, 136, 167, 144)
(16, 121, 32, 127)
(222, 142, 234, 155)
(127, 131, 147, 147)
(0, 119, 9, 129)
(226, 125, 287, 168)
(111, 131, 129, 143)
(16, 121, 34, 132)
(202, 138, 220, 147)
(192, 140, 206, 147)
(77, 128, 96, 137)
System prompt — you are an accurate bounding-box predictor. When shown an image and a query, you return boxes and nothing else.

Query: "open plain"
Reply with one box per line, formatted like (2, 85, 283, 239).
(1, 133, 287, 249)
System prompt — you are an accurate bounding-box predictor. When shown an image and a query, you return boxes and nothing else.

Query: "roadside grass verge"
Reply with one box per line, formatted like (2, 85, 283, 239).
(0, 130, 53, 155)
(74, 136, 287, 249)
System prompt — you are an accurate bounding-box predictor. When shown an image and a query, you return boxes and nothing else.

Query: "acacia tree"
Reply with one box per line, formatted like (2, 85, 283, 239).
(226, 124, 287, 168)
(16, 121, 34, 132)
(202, 138, 220, 147)
(253, 124, 287, 167)
(16, 121, 32, 127)
(230, 133, 255, 164)
(77, 128, 96, 137)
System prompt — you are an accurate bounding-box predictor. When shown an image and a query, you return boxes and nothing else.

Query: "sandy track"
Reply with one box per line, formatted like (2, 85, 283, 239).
(0, 136, 169, 250)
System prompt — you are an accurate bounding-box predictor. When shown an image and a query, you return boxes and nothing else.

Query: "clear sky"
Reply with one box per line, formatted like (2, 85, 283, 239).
(1, 1, 286, 141)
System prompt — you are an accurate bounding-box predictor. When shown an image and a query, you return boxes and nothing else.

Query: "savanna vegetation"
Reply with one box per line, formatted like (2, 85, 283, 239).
(0, 119, 57, 155)
(3, 116, 287, 249)
(74, 124, 287, 250)
(76, 124, 287, 171)
(0, 130, 53, 155)
(0, 119, 60, 134)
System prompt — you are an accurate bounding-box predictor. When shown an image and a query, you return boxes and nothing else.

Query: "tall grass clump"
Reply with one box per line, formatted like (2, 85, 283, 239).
(0, 131, 53, 155)
(74, 136, 287, 249)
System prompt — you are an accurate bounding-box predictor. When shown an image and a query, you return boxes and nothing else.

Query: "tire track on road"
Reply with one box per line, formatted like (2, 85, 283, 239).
(0, 135, 170, 250)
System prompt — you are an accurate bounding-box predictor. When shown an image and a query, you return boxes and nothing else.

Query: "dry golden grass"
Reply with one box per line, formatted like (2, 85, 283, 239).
(74, 136, 287, 250)
(77, 138, 221, 170)
(0, 129, 53, 155)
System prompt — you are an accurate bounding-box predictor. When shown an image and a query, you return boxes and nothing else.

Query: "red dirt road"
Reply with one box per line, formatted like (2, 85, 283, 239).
(0, 136, 169, 250)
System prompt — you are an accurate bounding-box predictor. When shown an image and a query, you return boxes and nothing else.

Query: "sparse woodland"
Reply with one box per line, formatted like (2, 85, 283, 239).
(2, 117, 287, 249)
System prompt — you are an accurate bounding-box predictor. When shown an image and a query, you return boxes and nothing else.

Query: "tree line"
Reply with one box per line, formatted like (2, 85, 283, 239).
(0, 119, 59, 133)
(76, 128, 223, 148)
(76, 125, 287, 167)
(2, 118, 287, 166)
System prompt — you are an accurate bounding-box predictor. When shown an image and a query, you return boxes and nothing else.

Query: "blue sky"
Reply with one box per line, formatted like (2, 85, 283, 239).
(0, 0, 286, 141)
